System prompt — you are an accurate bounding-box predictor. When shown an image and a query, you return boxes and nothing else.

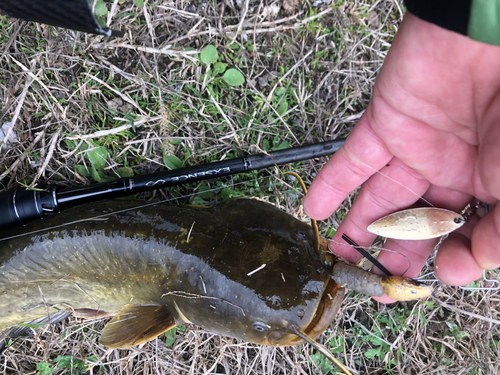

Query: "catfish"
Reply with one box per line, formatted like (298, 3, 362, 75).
(0, 199, 344, 349)
(0, 198, 431, 374)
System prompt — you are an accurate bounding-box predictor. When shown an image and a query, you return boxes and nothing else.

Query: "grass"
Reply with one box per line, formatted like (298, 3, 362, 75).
(1, 0, 500, 374)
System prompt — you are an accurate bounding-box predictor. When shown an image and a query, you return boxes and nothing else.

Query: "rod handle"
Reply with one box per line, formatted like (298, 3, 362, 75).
(0, 188, 58, 228)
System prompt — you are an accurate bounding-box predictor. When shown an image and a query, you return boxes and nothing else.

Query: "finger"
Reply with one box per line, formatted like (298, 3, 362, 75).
(454, 211, 480, 239)
(420, 185, 472, 213)
(479, 93, 500, 202)
(471, 204, 500, 270)
(329, 157, 430, 262)
(376, 238, 437, 277)
(304, 113, 392, 220)
(435, 233, 483, 286)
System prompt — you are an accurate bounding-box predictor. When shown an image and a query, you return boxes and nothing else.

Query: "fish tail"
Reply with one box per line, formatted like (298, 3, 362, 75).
(0, 310, 72, 355)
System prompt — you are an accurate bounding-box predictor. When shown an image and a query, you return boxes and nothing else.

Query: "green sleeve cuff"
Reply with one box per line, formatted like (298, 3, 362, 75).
(405, 0, 500, 46)
(469, 0, 500, 45)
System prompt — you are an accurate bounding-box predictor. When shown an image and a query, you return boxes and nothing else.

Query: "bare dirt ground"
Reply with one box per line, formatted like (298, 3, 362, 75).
(0, 0, 499, 374)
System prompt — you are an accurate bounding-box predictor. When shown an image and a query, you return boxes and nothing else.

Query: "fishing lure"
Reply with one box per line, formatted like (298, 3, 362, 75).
(367, 207, 466, 240)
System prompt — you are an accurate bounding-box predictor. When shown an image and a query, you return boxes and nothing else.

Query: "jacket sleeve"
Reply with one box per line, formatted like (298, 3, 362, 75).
(0, 0, 123, 37)
(405, 0, 500, 46)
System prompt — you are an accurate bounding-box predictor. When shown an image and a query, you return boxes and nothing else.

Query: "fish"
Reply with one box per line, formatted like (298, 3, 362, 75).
(0, 198, 431, 374)
(0, 198, 345, 351)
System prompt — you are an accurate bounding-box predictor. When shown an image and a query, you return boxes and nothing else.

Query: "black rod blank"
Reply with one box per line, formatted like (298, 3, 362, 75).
(0, 138, 345, 230)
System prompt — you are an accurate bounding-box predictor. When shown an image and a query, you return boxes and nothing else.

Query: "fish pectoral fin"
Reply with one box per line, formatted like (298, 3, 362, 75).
(100, 304, 177, 349)
(74, 309, 113, 320)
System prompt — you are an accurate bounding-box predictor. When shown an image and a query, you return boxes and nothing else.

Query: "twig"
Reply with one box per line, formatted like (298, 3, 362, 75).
(67, 124, 134, 140)
(208, 91, 241, 146)
(0, 130, 45, 181)
(229, 0, 250, 44)
(247, 264, 266, 276)
(436, 298, 500, 325)
(10, 57, 65, 116)
(84, 73, 146, 115)
(168, 8, 332, 45)
(92, 43, 199, 61)
(348, 316, 393, 347)
(33, 126, 62, 184)
(0, 77, 33, 149)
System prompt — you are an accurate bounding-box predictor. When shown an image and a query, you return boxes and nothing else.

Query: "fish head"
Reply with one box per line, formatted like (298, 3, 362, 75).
(194, 231, 344, 346)
(196, 275, 344, 347)
(260, 237, 344, 347)
(161, 199, 346, 348)
(262, 278, 344, 347)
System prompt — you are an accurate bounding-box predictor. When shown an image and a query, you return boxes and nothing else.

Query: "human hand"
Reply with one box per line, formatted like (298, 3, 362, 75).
(303, 13, 500, 303)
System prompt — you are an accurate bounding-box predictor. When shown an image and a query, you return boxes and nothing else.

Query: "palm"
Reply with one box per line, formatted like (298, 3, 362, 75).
(304, 13, 500, 302)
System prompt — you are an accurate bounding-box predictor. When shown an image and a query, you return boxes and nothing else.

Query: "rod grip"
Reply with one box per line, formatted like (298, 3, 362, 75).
(0, 189, 58, 228)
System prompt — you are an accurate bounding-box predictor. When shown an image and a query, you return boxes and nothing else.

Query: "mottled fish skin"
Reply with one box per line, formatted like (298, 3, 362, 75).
(0, 198, 344, 347)
(366, 207, 465, 240)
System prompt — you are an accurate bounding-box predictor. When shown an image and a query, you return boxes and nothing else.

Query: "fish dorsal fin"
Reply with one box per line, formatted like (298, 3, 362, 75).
(100, 304, 177, 349)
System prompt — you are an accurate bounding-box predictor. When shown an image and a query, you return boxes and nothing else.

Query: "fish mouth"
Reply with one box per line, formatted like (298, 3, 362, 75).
(268, 276, 345, 346)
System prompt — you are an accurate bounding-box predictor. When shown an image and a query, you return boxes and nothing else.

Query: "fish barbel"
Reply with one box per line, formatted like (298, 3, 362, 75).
(0, 198, 345, 349)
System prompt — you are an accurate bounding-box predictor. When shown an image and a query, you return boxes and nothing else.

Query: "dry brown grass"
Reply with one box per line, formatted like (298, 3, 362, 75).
(0, 0, 499, 374)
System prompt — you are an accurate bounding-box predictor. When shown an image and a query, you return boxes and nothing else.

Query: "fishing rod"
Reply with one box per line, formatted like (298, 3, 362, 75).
(0, 138, 345, 230)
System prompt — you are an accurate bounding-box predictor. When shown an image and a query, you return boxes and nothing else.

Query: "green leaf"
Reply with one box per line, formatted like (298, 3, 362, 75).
(191, 195, 209, 206)
(36, 362, 54, 375)
(86, 146, 108, 171)
(200, 45, 218, 65)
(213, 62, 227, 75)
(326, 227, 336, 238)
(91, 167, 102, 182)
(309, 352, 333, 372)
(368, 336, 383, 346)
(221, 69, 245, 87)
(221, 188, 245, 200)
(197, 185, 215, 199)
(132, 0, 144, 8)
(364, 348, 381, 359)
(273, 141, 291, 151)
(163, 155, 183, 170)
(54, 355, 86, 370)
(327, 336, 345, 353)
(75, 165, 91, 177)
(65, 139, 76, 149)
(276, 100, 288, 116)
(165, 328, 177, 347)
(116, 167, 134, 178)
(275, 87, 286, 97)
(94, 0, 108, 17)
(170, 138, 182, 145)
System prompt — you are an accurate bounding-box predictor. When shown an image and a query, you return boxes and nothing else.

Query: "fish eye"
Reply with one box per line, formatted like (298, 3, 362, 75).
(252, 322, 269, 332)
(294, 230, 308, 240)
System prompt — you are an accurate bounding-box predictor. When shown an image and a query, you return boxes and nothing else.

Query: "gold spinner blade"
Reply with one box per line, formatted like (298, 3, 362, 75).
(367, 207, 465, 240)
